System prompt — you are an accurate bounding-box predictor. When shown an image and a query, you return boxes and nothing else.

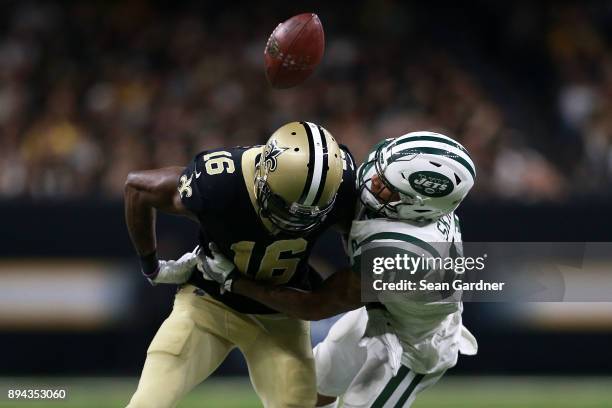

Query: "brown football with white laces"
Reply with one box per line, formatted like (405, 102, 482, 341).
(264, 13, 325, 89)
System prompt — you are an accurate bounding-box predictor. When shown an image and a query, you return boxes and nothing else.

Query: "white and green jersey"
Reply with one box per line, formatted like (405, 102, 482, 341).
(349, 145, 477, 373)
(349, 212, 477, 374)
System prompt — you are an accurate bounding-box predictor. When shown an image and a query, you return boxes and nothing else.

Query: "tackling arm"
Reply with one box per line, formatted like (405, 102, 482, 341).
(231, 268, 363, 320)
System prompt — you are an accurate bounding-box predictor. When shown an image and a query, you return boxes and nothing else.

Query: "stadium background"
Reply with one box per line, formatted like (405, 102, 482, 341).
(1, 1, 611, 407)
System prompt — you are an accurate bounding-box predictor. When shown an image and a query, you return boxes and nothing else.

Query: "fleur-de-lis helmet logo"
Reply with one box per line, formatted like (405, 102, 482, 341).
(262, 139, 288, 172)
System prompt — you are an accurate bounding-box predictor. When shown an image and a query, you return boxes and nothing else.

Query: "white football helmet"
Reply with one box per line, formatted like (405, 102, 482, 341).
(359, 131, 475, 222)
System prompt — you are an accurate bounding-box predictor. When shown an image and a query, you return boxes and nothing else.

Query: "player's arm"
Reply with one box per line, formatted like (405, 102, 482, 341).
(233, 268, 362, 320)
(124, 167, 198, 283)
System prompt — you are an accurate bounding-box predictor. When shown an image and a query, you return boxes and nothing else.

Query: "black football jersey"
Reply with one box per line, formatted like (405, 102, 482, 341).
(178, 145, 356, 314)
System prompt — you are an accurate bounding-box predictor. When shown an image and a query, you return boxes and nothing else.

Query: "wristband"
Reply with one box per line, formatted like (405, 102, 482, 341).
(140, 250, 160, 281)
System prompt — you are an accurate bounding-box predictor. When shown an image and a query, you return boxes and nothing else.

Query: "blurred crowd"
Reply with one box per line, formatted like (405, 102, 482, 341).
(549, 5, 612, 195)
(0, 1, 611, 201)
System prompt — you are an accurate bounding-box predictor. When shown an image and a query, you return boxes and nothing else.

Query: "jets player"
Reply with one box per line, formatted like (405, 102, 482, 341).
(124, 121, 356, 408)
(199, 131, 478, 407)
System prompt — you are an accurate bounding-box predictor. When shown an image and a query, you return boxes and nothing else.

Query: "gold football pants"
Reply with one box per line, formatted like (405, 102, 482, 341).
(127, 285, 316, 408)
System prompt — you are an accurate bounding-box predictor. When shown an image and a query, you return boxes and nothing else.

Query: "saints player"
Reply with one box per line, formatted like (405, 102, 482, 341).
(124, 121, 356, 408)
(200, 131, 478, 407)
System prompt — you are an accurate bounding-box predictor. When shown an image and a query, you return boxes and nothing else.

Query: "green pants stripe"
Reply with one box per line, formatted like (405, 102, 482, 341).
(370, 366, 410, 408)
(394, 373, 425, 407)
(370, 367, 425, 408)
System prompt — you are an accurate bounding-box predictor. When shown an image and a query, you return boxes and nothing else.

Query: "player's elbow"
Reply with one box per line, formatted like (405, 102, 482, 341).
(124, 171, 138, 194)
(124, 171, 150, 197)
(124, 171, 152, 207)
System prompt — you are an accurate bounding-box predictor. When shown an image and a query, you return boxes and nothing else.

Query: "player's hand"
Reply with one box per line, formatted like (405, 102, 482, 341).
(142, 246, 200, 285)
(197, 243, 240, 293)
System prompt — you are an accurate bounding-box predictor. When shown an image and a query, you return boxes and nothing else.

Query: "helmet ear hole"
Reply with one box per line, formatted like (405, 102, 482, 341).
(454, 173, 462, 185)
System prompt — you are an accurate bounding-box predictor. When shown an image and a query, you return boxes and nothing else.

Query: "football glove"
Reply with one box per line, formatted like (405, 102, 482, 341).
(140, 246, 200, 285)
(197, 243, 240, 293)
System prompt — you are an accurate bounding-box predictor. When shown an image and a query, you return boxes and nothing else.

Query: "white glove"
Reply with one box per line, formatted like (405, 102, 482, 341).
(149, 246, 200, 285)
(197, 243, 238, 290)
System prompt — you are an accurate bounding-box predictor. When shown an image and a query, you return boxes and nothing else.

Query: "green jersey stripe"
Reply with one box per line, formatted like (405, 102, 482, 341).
(356, 232, 441, 258)
(389, 147, 476, 179)
(371, 365, 410, 408)
(394, 373, 425, 407)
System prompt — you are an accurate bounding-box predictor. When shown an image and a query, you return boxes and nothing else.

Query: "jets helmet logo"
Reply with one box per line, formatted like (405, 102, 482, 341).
(262, 139, 288, 172)
(408, 171, 454, 197)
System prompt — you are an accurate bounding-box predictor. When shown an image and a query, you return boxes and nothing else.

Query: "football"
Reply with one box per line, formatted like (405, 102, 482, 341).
(264, 13, 325, 89)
